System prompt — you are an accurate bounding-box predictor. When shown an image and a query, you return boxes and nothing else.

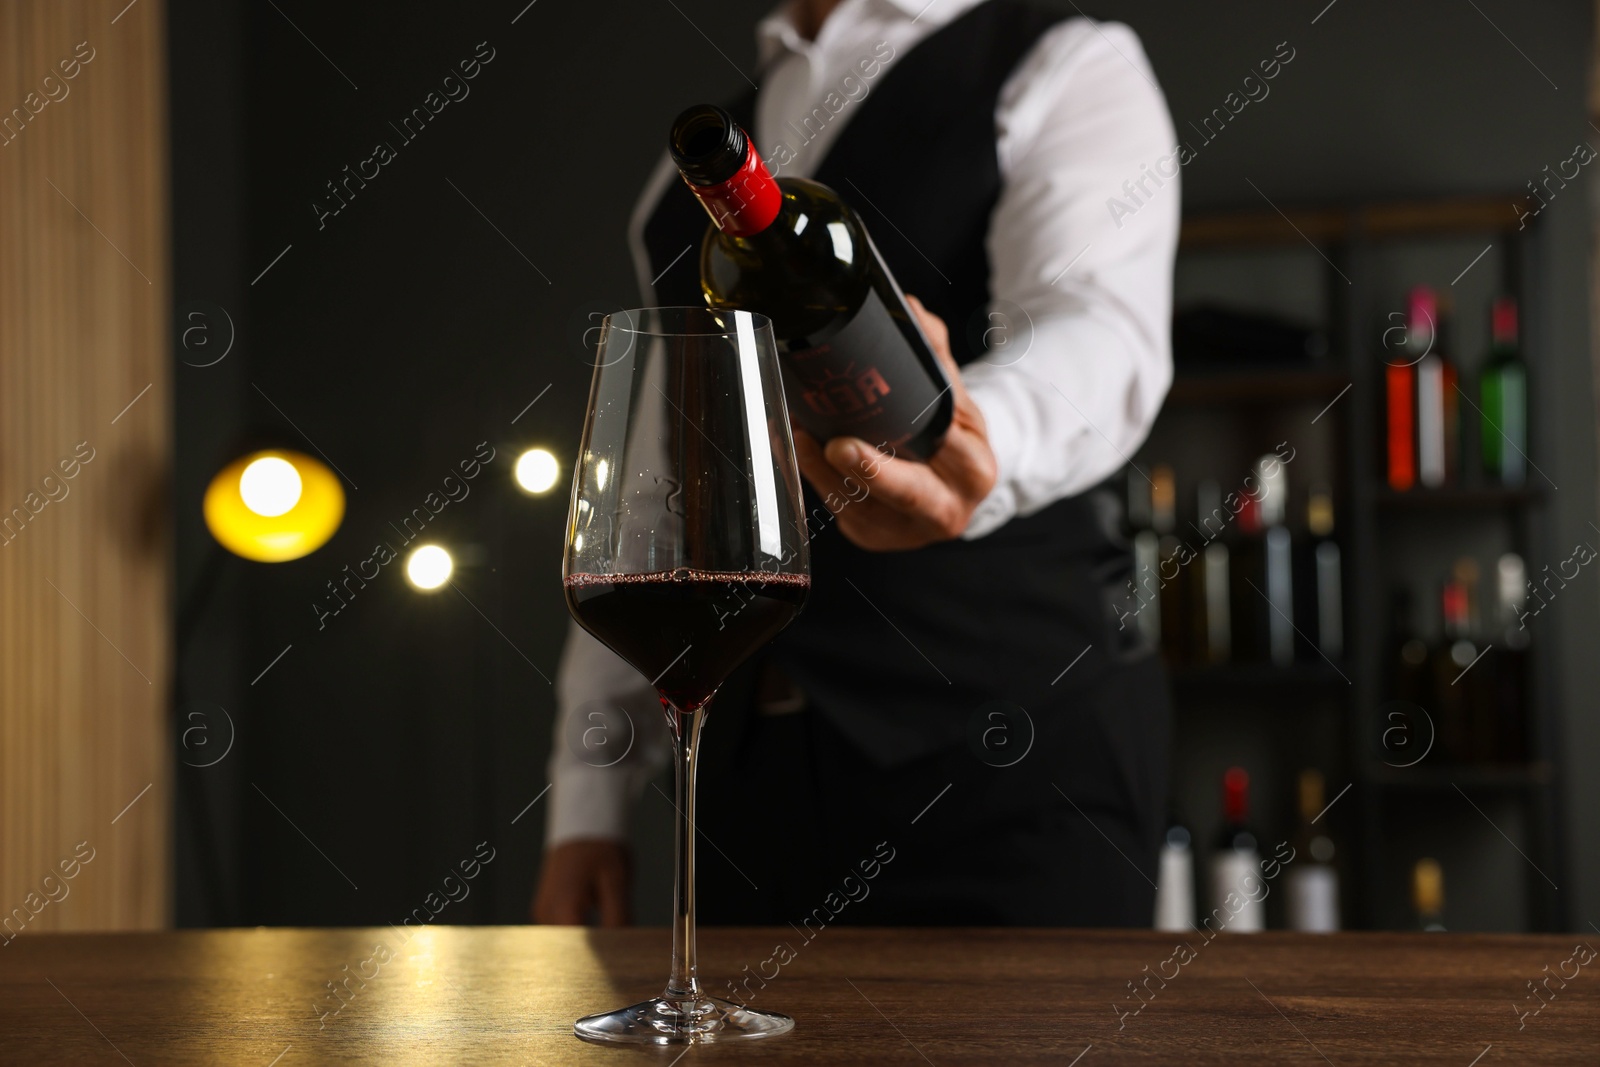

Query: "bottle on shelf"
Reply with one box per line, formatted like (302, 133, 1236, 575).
(1457, 558, 1500, 760)
(1129, 474, 1162, 651)
(1285, 769, 1340, 932)
(1154, 820, 1196, 932)
(668, 104, 953, 460)
(1192, 479, 1232, 664)
(1389, 589, 1431, 711)
(1416, 290, 1461, 489)
(1385, 288, 1427, 491)
(1488, 552, 1530, 763)
(1295, 486, 1343, 662)
(1152, 465, 1188, 664)
(1432, 564, 1482, 762)
(1413, 858, 1446, 931)
(1232, 455, 1294, 666)
(1480, 296, 1528, 487)
(1209, 767, 1265, 932)
(1127, 465, 1153, 533)
(1496, 551, 1530, 650)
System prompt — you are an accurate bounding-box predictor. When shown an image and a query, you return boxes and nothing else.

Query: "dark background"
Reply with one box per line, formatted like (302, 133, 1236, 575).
(168, 0, 1599, 929)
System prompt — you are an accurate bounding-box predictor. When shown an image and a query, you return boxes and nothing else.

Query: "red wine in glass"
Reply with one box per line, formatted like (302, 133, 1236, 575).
(564, 569, 809, 712)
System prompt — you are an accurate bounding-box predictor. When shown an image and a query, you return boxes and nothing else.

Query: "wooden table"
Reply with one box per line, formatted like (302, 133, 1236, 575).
(3, 927, 1595, 1064)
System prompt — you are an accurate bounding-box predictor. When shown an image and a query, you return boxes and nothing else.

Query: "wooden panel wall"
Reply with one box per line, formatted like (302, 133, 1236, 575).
(0, 0, 170, 932)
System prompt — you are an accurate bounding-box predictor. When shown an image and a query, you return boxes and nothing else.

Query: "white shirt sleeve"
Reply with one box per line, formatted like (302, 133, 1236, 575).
(544, 622, 671, 847)
(962, 20, 1179, 539)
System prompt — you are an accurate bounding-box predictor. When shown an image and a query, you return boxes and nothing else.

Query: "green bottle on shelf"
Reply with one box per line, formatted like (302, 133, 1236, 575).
(1480, 297, 1527, 487)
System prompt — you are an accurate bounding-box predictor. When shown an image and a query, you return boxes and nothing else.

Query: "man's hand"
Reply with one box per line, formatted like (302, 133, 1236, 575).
(531, 839, 632, 926)
(794, 295, 998, 551)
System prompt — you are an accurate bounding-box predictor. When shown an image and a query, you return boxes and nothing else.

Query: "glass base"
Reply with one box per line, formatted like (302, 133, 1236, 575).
(574, 993, 794, 1045)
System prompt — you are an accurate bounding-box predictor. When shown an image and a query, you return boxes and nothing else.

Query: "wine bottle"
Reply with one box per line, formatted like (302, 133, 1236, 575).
(1385, 288, 1428, 491)
(1453, 557, 1499, 761)
(1295, 486, 1342, 662)
(1284, 769, 1340, 932)
(1127, 466, 1153, 533)
(1193, 479, 1231, 664)
(1417, 291, 1461, 489)
(1389, 589, 1431, 709)
(1209, 767, 1265, 932)
(1490, 553, 1530, 762)
(1152, 465, 1187, 664)
(1432, 570, 1478, 763)
(1481, 297, 1528, 487)
(669, 104, 953, 460)
(1495, 552, 1530, 650)
(1154, 821, 1196, 932)
(1413, 858, 1446, 931)
(1129, 473, 1162, 649)
(1232, 455, 1294, 665)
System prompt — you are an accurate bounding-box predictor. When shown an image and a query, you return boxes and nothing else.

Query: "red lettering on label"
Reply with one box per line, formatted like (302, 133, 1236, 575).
(857, 367, 890, 404)
(803, 388, 838, 417)
(800, 365, 890, 420)
(826, 380, 863, 414)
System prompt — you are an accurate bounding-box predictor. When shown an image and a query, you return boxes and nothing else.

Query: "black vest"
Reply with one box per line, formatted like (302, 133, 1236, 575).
(642, 1, 1149, 766)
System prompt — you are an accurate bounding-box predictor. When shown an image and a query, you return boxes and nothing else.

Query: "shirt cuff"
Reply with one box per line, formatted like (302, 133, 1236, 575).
(962, 381, 1023, 540)
(545, 761, 635, 847)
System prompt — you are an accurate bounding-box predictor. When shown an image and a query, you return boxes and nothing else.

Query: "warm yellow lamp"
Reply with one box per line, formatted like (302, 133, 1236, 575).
(203, 449, 345, 562)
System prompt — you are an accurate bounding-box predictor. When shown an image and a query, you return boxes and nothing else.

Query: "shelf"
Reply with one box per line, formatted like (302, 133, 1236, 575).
(1372, 485, 1543, 509)
(1367, 762, 1554, 791)
(1181, 195, 1527, 250)
(1168, 662, 1351, 696)
(1167, 368, 1350, 406)
(1162, 189, 1563, 932)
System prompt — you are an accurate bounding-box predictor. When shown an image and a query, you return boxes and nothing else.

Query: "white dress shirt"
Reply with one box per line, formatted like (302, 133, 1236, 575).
(547, 0, 1178, 848)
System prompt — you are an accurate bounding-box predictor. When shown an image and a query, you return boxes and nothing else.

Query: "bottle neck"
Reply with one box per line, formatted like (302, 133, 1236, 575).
(1151, 467, 1176, 535)
(1297, 771, 1325, 824)
(1441, 582, 1470, 639)
(1223, 768, 1250, 826)
(1492, 298, 1519, 350)
(679, 140, 782, 238)
(1407, 288, 1436, 356)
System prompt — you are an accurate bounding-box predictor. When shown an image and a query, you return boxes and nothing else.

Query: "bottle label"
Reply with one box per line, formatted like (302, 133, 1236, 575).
(780, 285, 945, 453)
(1417, 357, 1446, 488)
(1386, 364, 1416, 490)
(1210, 851, 1265, 932)
(1285, 866, 1340, 932)
(1154, 845, 1195, 932)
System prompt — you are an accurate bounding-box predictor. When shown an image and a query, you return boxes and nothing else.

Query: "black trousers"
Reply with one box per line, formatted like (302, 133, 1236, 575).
(693, 654, 1170, 927)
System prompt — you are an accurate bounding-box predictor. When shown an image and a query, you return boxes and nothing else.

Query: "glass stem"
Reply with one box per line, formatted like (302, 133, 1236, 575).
(665, 701, 707, 1005)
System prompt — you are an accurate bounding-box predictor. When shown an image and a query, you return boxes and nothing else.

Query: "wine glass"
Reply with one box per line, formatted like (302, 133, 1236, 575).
(563, 306, 810, 1044)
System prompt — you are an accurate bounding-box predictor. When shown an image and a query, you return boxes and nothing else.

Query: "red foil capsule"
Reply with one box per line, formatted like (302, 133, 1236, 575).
(682, 140, 782, 237)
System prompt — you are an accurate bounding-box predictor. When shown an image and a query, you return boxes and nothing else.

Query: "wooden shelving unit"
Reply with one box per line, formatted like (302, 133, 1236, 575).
(1165, 369, 1349, 406)
(1155, 194, 1563, 932)
(1178, 195, 1529, 249)
(1372, 486, 1544, 509)
(1167, 662, 1349, 694)
(1368, 762, 1555, 792)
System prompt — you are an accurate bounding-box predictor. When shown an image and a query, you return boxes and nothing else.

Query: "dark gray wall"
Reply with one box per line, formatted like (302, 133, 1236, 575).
(170, 0, 1598, 929)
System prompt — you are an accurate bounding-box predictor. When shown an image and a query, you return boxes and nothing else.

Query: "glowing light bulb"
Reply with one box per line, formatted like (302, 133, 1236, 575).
(406, 545, 453, 590)
(204, 450, 343, 562)
(515, 448, 560, 494)
(239, 456, 302, 517)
